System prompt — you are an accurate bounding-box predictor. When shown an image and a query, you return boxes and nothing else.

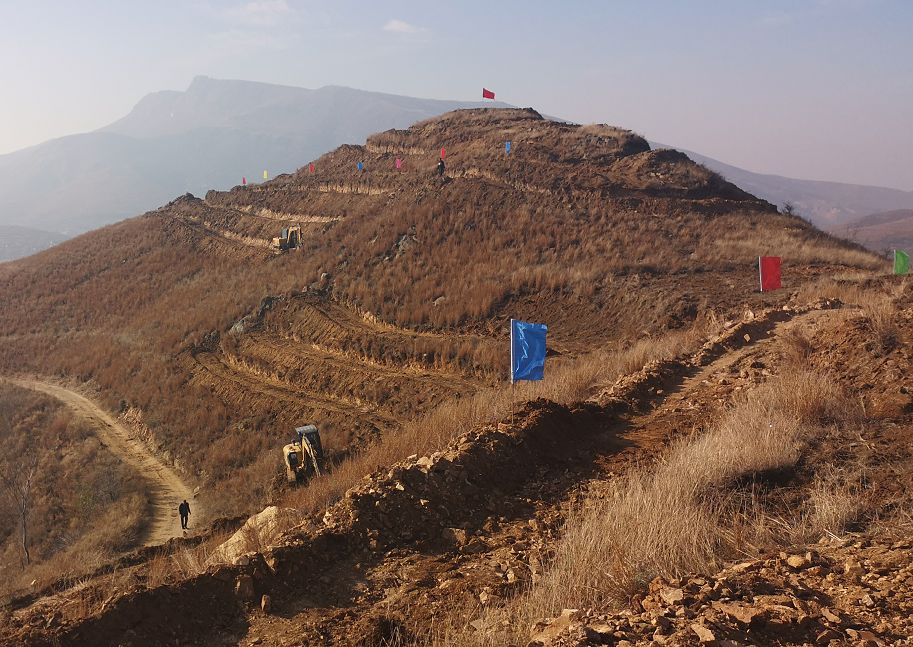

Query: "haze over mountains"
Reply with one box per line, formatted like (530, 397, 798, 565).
(0, 76, 506, 237)
(1, 76, 912, 263)
(658, 145, 913, 230)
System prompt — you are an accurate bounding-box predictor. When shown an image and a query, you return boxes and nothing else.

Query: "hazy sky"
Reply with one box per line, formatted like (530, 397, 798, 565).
(1, 0, 911, 189)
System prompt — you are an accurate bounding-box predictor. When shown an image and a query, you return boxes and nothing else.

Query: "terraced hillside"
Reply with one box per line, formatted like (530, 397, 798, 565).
(0, 108, 878, 540)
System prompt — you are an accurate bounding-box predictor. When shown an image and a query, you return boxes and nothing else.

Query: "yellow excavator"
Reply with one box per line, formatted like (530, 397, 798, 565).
(271, 226, 302, 252)
(283, 425, 324, 483)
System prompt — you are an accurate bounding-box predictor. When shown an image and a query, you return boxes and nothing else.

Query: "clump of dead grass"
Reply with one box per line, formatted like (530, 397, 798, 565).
(858, 292, 899, 354)
(515, 367, 861, 624)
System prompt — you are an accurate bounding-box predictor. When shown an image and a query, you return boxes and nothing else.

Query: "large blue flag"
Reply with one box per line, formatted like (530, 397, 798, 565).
(511, 319, 547, 382)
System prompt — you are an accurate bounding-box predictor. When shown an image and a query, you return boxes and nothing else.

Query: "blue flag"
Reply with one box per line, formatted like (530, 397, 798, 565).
(511, 319, 547, 382)
(357, 162, 364, 171)
(505, 141, 511, 155)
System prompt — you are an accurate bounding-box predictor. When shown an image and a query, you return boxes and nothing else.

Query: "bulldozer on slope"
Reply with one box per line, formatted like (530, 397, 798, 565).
(271, 225, 302, 252)
(283, 424, 324, 484)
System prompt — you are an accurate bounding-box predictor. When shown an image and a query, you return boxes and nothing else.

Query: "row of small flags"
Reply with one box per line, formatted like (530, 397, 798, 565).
(241, 89, 499, 185)
(516, 253, 909, 383)
(759, 250, 910, 294)
(245, 143, 512, 184)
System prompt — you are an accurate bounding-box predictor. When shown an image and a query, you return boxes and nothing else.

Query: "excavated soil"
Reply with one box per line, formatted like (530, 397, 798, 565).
(10, 292, 910, 647)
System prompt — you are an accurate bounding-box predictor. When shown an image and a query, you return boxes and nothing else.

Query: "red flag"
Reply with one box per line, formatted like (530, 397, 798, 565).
(242, 177, 246, 185)
(440, 147, 446, 159)
(759, 256, 782, 292)
(395, 158, 402, 169)
(309, 163, 315, 174)
(482, 88, 495, 100)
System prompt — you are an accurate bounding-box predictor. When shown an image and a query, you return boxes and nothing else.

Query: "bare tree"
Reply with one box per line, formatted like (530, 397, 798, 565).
(782, 201, 797, 217)
(0, 409, 39, 566)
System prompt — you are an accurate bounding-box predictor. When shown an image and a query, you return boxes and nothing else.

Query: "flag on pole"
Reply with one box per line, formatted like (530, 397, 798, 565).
(395, 158, 403, 169)
(482, 88, 495, 100)
(759, 256, 782, 292)
(242, 177, 246, 185)
(440, 147, 446, 159)
(263, 170, 268, 180)
(357, 162, 364, 172)
(510, 319, 547, 382)
(309, 163, 315, 174)
(505, 141, 511, 155)
(895, 250, 910, 275)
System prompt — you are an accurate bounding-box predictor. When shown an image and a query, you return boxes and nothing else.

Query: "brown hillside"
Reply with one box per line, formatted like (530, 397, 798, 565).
(0, 108, 877, 541)
(5, 279, 911, 646)
(831, 208, 913, 253)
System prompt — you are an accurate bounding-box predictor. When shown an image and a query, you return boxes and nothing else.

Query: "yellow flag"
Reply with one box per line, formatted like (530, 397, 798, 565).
(263, 170, 268, 180)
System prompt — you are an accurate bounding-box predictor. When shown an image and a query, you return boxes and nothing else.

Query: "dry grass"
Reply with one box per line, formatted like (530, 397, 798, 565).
(285, 326, 706, 516)
(0, 110, 881, 523)
(857, 292, 899, 354)
(780, 328, 814, 366)
(496, 367, 862, 639)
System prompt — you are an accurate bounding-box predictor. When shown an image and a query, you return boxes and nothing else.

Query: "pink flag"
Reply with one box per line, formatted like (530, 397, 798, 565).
(482, 88, 495, 100)
(242, 177, 246, 185)
(759, 256, 782, 292)
(440, 147, 446, 159)
(395, 158, 402, 169)
(309, 163, 315, 174)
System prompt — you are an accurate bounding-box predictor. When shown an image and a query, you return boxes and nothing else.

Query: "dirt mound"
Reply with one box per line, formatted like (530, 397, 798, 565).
(528, 536, 913, 646)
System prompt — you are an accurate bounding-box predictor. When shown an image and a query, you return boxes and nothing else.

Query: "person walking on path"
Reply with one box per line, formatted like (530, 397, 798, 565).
(179, 499, 191, 530)
(437, 159, 445, 177)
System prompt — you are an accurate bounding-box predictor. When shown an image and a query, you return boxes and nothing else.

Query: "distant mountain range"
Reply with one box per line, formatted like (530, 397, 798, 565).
(0, 77, 507, 238)
(0, 225, 68, 262)
(1, 76, 912, 261)
(829, 209, 913, 253)
(659, 145, 913, 229)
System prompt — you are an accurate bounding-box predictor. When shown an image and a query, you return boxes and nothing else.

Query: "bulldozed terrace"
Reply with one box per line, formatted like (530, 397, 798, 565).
(2, 109, 908, 646)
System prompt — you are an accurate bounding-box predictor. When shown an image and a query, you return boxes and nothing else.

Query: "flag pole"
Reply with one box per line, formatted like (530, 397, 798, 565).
(509, 319, 516, 428)
(758, 256, 763, 293)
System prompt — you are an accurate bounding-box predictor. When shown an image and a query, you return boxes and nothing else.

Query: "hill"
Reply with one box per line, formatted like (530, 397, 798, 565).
(3, 74, 909, 261)
(830, 208, 913, 253)
(0, 77, 508, 240)
(656, 143, 913, 228)
(0, 226, 68, 262)
(0, 109, 896, 644)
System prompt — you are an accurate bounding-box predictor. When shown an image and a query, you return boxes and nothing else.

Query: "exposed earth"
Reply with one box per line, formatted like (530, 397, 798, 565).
(0, 109, 907, 646)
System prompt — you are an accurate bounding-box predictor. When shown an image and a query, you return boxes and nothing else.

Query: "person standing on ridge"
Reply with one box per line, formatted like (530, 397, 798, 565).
(437, 158, 445, 177)
(179, 499, 191, 530)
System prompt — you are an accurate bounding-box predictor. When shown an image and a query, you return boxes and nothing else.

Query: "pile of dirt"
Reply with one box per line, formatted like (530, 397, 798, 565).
(526, 535, 913, 646)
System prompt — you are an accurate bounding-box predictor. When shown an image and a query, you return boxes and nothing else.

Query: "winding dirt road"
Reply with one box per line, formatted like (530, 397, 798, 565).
(2, 377, 201, 547)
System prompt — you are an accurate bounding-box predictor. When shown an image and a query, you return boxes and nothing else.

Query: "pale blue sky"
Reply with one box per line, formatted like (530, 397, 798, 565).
(1, 0, 911, 189)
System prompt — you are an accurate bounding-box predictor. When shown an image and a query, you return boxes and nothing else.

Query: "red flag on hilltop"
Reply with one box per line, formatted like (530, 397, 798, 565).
(482, 88, 495, 100)
(309, 163, 315, 174)
(759, 256, 782, 292)
(242, 177, 246, 185)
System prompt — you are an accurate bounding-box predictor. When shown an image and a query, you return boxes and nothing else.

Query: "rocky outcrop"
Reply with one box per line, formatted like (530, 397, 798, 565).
(526, 535, 913, 646)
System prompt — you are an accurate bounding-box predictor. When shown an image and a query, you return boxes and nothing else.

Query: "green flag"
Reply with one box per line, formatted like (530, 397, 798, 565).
(894, 250, 910, 275)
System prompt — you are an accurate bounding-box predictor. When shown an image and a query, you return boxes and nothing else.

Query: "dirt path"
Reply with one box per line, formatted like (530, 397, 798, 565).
(2, 378, 201, 547)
